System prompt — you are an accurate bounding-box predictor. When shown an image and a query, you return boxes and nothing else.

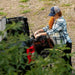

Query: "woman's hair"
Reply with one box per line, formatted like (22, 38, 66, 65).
(49, 16, 54, 29)
(57, 11, 62, 17)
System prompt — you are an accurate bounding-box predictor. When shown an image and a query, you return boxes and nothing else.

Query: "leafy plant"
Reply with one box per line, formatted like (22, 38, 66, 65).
(0, 21, 29, 75)
(26, 45, 74, 75)
(6, 22, 22, 31)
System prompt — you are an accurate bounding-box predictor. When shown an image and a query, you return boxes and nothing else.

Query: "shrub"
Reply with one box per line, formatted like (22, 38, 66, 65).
(26, 45, 74, 75)
(0, 21, 29, 75)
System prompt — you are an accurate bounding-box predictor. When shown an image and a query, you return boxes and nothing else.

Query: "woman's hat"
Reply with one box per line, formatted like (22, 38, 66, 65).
(49, 6, 61, 16)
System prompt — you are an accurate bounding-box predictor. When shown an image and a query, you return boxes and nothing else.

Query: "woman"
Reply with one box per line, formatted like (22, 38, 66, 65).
(34, 6, 72, 72)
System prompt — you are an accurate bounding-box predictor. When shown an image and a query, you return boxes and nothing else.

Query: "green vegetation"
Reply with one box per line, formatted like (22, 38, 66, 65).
(44, 2, 53, 5)
(39, 0, 58, 1)
(67, 16, 72, 19)
(21, 9, 31, 14)
(29, 23, 35, 30)
(0, 19, 75, 75)
(62, 4, 71, 7)
(26, 45, 74, 75)
(0, 8, 4, 10)
(30, 23, 34, 27)
(19, 5, 29, 8)
(40, 7, 45, 10)
(0, 22, 29, 75)
(33, 7, 45, 15)
(33, 11, 39, 15)
(0, 12, 7, 16)
(71, 25, 75, 29)
(19, 5, 25, 8)
(20, 0, 29, 2)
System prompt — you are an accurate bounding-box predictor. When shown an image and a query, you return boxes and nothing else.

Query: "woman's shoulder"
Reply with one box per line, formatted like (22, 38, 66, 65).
(57, 16, 66, 24)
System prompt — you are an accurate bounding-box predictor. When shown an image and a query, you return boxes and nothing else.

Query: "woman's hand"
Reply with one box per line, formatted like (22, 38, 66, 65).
(34, 31, 39, 36)
(35, 34, 41, 38)
(35, 32, 47, 38)
(34, 29, 44, 36)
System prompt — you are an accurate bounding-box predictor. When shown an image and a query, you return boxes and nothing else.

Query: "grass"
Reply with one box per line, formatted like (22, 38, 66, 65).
(21, 9, 31, 14)
(67, 16, 72, 19)
(19, 5, 25, 8)
(29, 23, 35, 29)
(44, 2, 53, 5)
(20, 0, 29, 2)
(38, 25, 45, 29)
(19, 5, 29, 8)
(71, 25, 75, 29)
(40, 7, 45, 10)
(0, 8, 4, 10)
(33, 11, 39, 15)
(0, 12, 7, 16)
(33, 7, 45, 15)
(72, 42, 75, 45)
(62, 4, 71, 7)
(30, 23, 34, 27)
(39, 0, 58, 1)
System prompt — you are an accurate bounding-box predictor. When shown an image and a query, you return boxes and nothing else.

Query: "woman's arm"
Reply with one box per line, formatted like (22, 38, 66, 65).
(35, 21, 64, 38)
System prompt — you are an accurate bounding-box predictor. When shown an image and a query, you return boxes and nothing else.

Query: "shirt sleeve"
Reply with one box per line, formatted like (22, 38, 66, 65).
(43, 25, 49, 32)
(46, 21, 64, 35)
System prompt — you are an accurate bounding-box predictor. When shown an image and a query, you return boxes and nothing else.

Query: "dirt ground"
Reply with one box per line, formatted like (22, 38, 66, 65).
(0, 0, 75, 72)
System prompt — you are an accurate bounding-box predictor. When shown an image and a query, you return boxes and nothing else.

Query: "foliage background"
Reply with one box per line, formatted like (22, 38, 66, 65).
(0, 22, 75, 75)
